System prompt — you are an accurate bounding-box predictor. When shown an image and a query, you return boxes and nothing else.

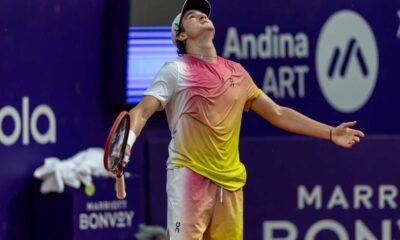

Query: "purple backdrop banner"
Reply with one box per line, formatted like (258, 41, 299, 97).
(0, 0, 142, 239)
(1, 0, 400, 239)
(146, 136, 400, 240)
(211, 0, 400, 136)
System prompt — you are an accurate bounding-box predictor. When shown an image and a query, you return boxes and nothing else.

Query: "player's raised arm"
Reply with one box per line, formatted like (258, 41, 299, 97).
(250, 93, 365, 148)
(123, 95, 162, 159)
(129, 95, 162, 136)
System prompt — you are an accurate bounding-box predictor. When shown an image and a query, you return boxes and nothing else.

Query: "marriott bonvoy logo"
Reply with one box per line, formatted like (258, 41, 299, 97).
(316, 10, 379, 113)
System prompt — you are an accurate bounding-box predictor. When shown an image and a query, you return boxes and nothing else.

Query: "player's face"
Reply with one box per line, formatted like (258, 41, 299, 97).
(180, 10, 215, 39)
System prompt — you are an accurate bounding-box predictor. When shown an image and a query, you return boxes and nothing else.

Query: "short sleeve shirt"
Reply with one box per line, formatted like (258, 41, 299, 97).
(144, 55, 263, 191)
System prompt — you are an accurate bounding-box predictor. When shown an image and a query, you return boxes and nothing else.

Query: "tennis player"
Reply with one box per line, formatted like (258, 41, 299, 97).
(124, 0, 365, 239)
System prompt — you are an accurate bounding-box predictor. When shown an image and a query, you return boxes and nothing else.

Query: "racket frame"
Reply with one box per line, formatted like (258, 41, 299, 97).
(103, 111, 130, 172)
(103, 111, 130, 200)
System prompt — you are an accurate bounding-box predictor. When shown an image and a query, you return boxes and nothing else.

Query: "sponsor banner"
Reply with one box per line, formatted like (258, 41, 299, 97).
(73, 177, 144, 239)
(241, 137, 400, 240)
(79, 200, 135, 231)
(0, 97, 57, 146)
(34, 178, 143, 240)
(148, 137, 400, 240)
(0, 1, 138, 238)
(212, 0, 400, 135)
(146, 137, 400, 240)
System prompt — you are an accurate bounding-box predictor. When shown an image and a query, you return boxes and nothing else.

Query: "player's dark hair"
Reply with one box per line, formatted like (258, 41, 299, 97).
(175, 23, 186, 56)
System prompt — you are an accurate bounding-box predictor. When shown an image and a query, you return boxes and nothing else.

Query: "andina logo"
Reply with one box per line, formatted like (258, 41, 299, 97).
(316, 10, 378, 113)
(0, 97, 57, 146)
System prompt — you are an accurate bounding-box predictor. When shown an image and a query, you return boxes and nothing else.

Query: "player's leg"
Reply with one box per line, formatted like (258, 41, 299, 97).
(166, 167, 217, 240)
(203, 188, 243, 240)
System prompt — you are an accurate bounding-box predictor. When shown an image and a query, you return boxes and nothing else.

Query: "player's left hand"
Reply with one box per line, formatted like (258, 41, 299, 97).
(111, 145, 131, 177)
(332, 121, 365, 148)
(123, 144, 131, 164)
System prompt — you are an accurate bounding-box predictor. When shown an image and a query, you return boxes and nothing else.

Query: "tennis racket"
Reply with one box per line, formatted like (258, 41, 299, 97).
(103, 111, 130, 200)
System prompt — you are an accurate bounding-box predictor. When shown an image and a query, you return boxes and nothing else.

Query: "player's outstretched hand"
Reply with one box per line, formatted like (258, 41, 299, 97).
(332, 121, 365, 148)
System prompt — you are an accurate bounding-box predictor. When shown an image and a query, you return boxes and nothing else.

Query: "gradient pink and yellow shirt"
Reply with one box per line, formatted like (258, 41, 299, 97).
(144, 55, 263, 191)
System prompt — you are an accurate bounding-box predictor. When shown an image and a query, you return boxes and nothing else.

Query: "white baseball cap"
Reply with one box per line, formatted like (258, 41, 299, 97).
(171, 0, 211, 45)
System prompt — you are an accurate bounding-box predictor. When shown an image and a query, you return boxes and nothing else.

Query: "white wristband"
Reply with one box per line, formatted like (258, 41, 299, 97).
(127, 130, 137, 147)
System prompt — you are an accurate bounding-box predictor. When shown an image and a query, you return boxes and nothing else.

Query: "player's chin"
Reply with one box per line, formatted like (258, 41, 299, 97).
(205, 27, 215, 36)
(201, 22, 214, 30)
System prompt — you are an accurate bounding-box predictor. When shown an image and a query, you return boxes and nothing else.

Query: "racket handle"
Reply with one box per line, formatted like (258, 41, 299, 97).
(115, 174, 126, 200)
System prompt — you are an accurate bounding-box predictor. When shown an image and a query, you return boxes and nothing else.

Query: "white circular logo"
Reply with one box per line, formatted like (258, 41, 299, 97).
(316, 10, 378, 113)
